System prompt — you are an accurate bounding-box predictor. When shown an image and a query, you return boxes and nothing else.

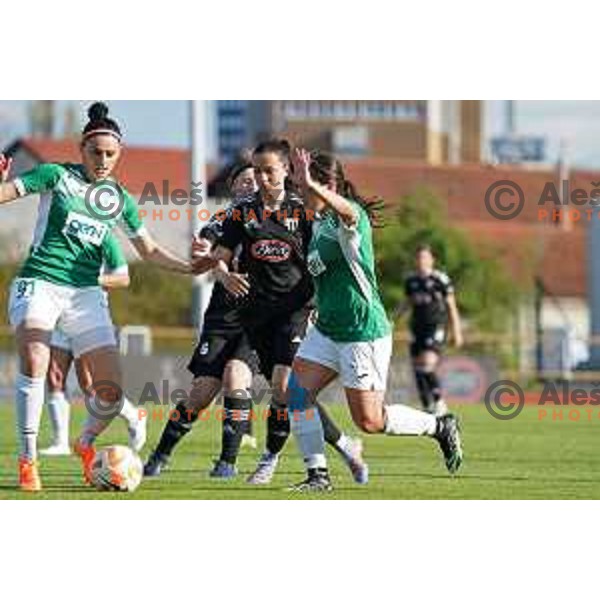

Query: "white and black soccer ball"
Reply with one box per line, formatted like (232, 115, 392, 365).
(90, 445, 143, 492)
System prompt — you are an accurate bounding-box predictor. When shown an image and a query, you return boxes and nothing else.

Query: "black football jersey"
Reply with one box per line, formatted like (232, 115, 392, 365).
(216, 191, 314, 319)
(197, 197, 253, 333)
(404, 269, 454, 330)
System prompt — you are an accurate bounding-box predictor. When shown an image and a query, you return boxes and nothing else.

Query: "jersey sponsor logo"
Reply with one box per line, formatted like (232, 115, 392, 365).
(250, 239, 292, 262)
(63, 211, 109, 246)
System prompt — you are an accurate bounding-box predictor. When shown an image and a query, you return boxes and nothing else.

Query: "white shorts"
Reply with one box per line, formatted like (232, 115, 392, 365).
(51, 326, 72, 352)
(296, 326, 392, 391)
(8, 278, 116, 357)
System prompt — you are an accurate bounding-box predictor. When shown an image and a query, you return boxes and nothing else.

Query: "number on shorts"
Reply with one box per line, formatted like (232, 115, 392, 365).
(15, 279, 35, 300)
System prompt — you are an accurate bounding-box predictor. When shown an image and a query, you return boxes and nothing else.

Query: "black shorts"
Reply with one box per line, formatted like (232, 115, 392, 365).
(410, 325, 447, 358)
(245, 307, 311, 381)
(187, 329, 258, 379)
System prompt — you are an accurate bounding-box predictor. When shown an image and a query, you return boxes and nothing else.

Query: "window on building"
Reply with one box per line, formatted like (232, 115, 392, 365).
(332, 126, 369, 156)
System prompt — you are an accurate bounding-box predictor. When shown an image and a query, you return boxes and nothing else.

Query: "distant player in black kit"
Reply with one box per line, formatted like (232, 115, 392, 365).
(400, 245, 463, 416)
(143, 161, 260, 478)
(211, 139, 368, 485)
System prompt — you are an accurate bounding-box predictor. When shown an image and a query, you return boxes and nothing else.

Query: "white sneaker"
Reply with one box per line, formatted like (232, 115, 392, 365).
(128, 412, 148, 452)
(246, 452, 279, 484)
(343, 438, 369, 485)
(433, 399, 449, 417)
(40, 444, 71, 456)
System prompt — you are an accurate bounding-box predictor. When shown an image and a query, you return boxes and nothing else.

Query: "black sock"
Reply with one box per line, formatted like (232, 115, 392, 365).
(423, 371, 442, 403)
(414, 367, 434, 411)
(317, 402, 342, 446)
(242, 389, 254, 437)
(266, 402, 289, 455)
(154, 403, 196, 458)
(219, 396, 252, 465)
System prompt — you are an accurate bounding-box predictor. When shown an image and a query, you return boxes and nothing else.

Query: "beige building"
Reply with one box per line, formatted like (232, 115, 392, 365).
(269, 100, 482, 164)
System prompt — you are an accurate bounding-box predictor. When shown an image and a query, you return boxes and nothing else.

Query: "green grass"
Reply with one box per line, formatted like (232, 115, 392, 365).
(0, 403, 599, 499)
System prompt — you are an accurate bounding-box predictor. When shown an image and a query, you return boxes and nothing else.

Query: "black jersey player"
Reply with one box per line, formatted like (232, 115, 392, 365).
(400, 245, 463, 416)
(211, 139, 368, 485)
(143, 162, 259, 478)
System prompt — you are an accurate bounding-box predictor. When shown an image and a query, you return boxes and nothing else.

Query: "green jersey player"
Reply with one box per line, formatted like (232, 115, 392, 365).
(0, 102, 195, 492)
(42, 232, 147, 457)
(286, 148, 464, 491)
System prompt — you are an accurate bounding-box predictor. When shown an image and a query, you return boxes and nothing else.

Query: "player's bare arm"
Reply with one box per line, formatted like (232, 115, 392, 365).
(0, 154, 19, 205)
(291, 147, 358, 227)
(212, 245, 250, 297)
(190, 235, 218, 274)
(446, 293, 463, 348)
(130, 231, 193, 274)
(98, 272, 130, 290)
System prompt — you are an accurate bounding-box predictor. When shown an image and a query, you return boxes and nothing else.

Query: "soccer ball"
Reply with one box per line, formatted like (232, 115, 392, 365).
(90, 445, 143, 492)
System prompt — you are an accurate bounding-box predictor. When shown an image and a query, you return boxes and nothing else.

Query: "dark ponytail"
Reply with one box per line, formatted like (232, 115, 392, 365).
(82, 102, 122, 142)
(309, 150, 385, 227)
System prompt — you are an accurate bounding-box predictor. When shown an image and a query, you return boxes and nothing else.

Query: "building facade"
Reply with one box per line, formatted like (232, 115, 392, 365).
(216, 100, 484, 164)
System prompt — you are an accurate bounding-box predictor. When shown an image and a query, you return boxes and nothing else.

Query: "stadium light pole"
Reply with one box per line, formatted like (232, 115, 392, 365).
(505, 100, 515, 135)
(189, 100, 212, 334)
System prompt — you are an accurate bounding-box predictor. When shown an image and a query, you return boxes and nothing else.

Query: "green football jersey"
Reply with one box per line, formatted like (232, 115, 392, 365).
(307, 201, 391, 342)
(101, 232, 128, 275)
(14, 163, 142, 287)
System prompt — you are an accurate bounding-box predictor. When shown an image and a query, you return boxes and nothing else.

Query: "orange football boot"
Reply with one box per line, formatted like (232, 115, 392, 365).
(74, 440, 96, 485)
(19, 457, 42, 492)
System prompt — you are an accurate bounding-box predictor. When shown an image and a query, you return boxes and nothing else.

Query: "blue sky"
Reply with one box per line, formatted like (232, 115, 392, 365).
(1, 100, 600, 168)
(0, 100, 197, 150)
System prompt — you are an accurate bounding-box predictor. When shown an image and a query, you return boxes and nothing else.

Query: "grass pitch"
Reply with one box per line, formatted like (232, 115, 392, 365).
(0, 403, 598, 499)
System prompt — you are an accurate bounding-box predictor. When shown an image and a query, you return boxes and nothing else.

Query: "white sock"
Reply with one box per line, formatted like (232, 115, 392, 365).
(384, 403, 437, 436)
(16, 373, 46, 460)
(80, 394, 118, 447)
(46, 390, 70, 447)
(335, 433, 354, 460)
(290, 406, 327, 470)
(117, 396, 139, 427)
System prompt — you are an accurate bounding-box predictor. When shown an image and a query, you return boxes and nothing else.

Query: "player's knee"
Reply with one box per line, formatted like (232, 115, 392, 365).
(356, 415, 384, 434)
(223, 361, 252, 392)
(47, 369, 65, 392)
(271, 385, 287, 406)
(21, 346, 48, 378)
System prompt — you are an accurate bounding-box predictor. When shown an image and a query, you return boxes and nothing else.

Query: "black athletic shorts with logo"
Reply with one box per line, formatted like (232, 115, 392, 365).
(409, 324, 448, 358)
(187, 282, 259, 379)
(244, 306, 312, 381)
(187, 328, 258, 379)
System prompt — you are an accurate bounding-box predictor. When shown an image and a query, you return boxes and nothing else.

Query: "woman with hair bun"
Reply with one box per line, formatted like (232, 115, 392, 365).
(0, 102, 197, 492)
